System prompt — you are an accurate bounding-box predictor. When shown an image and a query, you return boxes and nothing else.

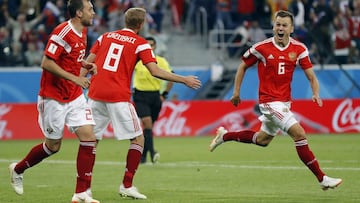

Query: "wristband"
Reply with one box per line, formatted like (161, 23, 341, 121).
(161, 91, 169, 99)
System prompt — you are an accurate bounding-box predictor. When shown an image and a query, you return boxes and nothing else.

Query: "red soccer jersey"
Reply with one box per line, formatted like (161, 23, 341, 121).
(39, 21, 87, 102)
(88, 28, 156, 102)
(242, 37, 313, 103)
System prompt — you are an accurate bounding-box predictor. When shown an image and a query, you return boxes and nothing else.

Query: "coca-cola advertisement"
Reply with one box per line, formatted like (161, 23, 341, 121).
(323, 99, 359, 132)
(153, 99, 360, 136)
(0, 99, 359, 140)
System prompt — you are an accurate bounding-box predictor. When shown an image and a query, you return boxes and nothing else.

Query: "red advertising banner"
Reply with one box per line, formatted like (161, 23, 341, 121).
(0, 103, 74, 140)
(152, 99, 360, 137)
(0, 99, 359, 140)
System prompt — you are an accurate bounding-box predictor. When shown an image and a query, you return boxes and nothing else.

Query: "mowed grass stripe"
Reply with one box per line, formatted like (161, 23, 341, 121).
(0, 135, 359, 203)
(1, 159, 359, 171)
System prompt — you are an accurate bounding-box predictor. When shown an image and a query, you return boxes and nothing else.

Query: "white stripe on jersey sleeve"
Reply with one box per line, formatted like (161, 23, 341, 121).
(58, 24, 72, 39)
(96, 35, 103, 44)
(298, 49, 309, 60)
(136, 43, 151, 54)
(49, 34, 72, 53)
(249, 46, 266, 65)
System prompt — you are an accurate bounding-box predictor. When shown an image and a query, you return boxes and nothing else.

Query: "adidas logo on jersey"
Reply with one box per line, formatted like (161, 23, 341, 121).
(268, 54, 274, 59)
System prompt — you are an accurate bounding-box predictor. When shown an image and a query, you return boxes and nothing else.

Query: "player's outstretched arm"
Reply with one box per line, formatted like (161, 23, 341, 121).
(182, 75, 202, 89)
(146, 62, 202, 89)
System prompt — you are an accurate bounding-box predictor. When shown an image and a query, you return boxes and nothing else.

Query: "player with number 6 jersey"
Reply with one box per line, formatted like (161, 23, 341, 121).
(242, 37, 312, 103)
(209, 10, 342, 191)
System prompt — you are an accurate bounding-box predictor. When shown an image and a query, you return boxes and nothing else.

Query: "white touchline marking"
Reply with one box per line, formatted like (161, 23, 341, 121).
(1, 159, 359, 171)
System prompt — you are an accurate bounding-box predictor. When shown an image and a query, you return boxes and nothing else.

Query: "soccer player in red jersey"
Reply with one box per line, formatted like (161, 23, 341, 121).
(209, 10, 342, 190)
(9, 1, 100, 202)
(84, 7, 201, 199)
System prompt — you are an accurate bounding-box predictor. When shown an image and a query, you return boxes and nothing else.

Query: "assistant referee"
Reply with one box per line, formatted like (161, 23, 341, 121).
(133, 36, 174, 164)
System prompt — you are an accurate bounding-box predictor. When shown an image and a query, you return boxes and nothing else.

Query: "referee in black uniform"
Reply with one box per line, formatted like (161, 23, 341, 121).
(133, 37, 174, 163)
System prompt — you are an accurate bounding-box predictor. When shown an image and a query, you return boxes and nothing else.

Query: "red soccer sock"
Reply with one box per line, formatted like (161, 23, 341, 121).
(295, 139, 325, 182)
(122, 143, 143, 188)
(15, 142, 53, 174)
(75, 141, 96, 193)
(223, 130, 257, 144)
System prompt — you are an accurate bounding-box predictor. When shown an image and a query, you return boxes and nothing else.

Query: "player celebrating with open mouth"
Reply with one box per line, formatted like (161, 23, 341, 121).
(209, 10, 342, 191)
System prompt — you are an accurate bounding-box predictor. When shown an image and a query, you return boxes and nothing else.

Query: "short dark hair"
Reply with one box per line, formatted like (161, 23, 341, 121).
(274, 10, 294, 25)
(145, 36, 156, 45)
(67, 0, 86, 18)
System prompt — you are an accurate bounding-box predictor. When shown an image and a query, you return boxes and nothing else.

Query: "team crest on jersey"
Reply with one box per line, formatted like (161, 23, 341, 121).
(288, 52, 297, 61)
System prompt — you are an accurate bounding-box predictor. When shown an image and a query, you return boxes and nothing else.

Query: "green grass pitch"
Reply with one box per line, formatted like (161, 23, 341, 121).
(0, 134, 359, 203)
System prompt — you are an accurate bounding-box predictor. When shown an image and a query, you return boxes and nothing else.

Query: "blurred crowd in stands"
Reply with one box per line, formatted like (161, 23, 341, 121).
(0, 0, 170, 67)
(0, 0, 360, 67)
(185, 0, 360, 64)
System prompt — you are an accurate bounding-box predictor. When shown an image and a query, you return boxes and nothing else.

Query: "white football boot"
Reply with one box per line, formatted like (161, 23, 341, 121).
(9, 163, 24, 195)
(119, 184, 147, 199)
(320, 175, 342, 190)
(209, 126, 227, 152)
(71, 191, 100, 203)
(152, 152, 160, 164)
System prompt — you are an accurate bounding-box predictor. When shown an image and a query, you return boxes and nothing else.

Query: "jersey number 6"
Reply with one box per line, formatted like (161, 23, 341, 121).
(278, 62, 285, 75)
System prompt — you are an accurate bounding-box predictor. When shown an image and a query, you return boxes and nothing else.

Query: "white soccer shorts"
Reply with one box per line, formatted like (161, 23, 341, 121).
(37, 95, 95, 139)
(258, 101, 298, 136)
(88, 99, 143, 140)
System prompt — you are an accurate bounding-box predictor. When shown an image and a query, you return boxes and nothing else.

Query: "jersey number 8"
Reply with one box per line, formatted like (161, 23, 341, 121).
(103, 43, 124, 72)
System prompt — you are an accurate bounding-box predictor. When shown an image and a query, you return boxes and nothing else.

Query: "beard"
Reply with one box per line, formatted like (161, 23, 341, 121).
(81, 18, 93, 27)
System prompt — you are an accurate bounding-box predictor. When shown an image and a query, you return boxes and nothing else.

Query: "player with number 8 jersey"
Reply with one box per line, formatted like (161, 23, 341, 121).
(85, 8, 201, 200)
(87, 30, 155, 102)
